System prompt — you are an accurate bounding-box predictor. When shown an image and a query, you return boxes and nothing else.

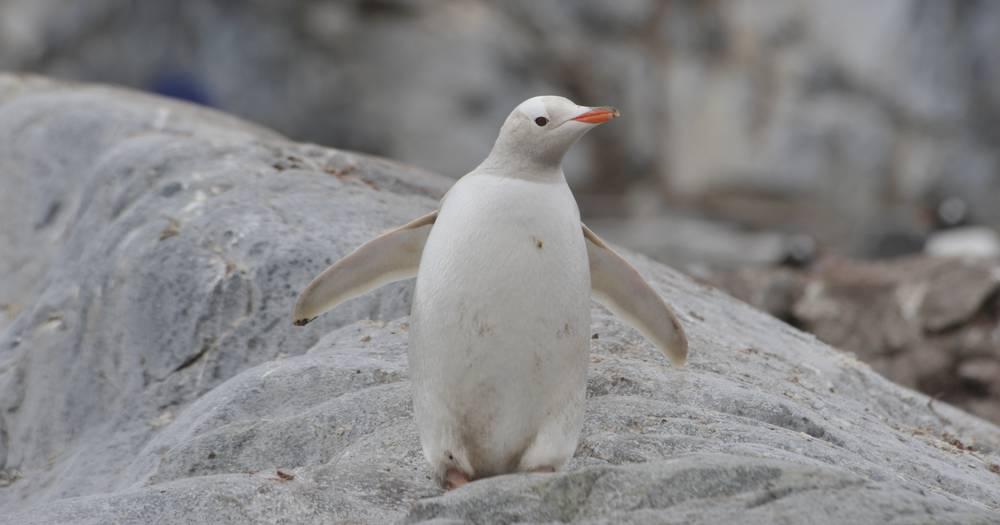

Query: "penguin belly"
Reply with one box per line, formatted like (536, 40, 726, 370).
(409, 174, 591, 480)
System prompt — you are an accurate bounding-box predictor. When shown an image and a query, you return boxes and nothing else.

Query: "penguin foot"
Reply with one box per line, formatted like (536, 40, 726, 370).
(443, 468, 471, 490)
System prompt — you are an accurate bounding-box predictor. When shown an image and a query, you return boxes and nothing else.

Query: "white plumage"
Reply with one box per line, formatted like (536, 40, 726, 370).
(410, 170, 590, 479)
(293, 96, 687, 489)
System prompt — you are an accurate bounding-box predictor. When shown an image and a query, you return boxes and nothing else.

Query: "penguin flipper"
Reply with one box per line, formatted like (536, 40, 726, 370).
(582, 224, 688, 366)
(292, 210, 438, 326)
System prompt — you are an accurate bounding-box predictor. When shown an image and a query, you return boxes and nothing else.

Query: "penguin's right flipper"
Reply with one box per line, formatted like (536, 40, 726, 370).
(583, 224, 688, 366)
(292, 210, 438, 326)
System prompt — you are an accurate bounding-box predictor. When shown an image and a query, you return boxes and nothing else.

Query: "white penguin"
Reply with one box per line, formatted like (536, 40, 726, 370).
(293, 96, 687, 490)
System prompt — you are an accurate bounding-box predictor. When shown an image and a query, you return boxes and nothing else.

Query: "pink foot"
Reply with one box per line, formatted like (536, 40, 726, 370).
(444, 468, 471, 491)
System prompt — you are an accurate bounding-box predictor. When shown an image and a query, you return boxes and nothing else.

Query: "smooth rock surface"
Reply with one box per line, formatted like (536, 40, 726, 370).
(926, 227, 1000, 259)
(1, 76, 999, 524)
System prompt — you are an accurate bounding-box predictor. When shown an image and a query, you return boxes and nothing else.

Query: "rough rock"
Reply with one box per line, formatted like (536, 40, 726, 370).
(1, 76, 999, 524)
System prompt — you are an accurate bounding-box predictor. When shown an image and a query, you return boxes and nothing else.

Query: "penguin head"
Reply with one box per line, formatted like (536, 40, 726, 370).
(487, 96, 619, 170)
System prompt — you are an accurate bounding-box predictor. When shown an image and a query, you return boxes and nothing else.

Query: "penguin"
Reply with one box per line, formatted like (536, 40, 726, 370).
(293, 96, 687, 490)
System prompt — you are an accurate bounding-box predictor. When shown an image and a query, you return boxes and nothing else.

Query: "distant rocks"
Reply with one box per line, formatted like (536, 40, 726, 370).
(3, 0, 1000, 247)
(926, 227, 1000, 259)
(588, 215, 791, 272)
(710, 255, 1000, 425)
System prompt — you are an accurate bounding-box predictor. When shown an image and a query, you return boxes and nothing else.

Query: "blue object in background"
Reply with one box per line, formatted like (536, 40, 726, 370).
(149, 71, 213, 106)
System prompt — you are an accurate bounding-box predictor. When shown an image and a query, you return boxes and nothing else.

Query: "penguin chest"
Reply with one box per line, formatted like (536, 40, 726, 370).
(408, 175, 591, 469)
(415, 217, 590, 355)
(412, 174, 591, 364)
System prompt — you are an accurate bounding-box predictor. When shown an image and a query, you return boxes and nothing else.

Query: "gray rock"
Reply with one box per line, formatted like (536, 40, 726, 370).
(586, 215, 791, 271)
(926, 226, 1000, 259)
(1, 75, 999, 523)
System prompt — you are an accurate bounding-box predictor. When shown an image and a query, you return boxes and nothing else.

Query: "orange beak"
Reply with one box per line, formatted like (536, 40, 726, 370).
(572, 106, 620, 124)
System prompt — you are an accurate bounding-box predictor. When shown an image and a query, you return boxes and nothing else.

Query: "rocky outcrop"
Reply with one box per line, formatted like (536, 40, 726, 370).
(711, 256, 1000, 426)
(1, 76, 999, 524)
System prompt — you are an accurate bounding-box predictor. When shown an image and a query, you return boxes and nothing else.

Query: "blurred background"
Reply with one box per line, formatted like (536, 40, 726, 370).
(3, 0, 999, 421)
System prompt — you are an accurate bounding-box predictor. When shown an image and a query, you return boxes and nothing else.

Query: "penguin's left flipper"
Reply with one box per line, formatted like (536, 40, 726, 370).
(292, 210, 438, 326)
(583, 224, 688, 366)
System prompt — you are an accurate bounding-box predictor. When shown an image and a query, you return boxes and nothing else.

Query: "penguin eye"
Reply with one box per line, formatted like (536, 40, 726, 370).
(534, 116, 549, 127)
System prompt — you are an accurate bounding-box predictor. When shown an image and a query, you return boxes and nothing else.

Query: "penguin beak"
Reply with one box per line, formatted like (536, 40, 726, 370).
(572, 106, 620, 124)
